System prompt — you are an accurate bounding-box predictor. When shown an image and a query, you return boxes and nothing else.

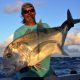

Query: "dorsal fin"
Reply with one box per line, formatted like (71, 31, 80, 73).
(37, 19, 43, 29)
(67, 9, 73, 21)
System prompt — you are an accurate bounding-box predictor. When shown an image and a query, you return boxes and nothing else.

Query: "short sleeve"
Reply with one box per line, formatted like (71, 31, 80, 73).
(13, 30, 21, 40)
(13, 26, 27, 40)
(13, 28, 24, 40)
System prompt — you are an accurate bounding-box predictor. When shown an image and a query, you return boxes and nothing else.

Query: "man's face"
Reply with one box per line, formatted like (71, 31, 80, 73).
(22, 7, 36, 22)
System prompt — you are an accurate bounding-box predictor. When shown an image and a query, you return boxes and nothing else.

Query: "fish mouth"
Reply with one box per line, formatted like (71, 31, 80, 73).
(0, 62, 16, 77)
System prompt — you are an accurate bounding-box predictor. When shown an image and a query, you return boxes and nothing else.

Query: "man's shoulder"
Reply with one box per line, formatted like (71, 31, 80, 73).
(15, 25, 29, 34)
(15, 25, 25, 32)
(14, 25, 28, 39)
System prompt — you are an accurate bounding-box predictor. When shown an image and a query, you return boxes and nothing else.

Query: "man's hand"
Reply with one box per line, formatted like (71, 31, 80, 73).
(33, 63, 43, 70)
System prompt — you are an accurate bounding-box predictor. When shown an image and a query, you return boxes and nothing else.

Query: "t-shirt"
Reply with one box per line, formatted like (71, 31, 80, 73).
(14, 23, 54, 79)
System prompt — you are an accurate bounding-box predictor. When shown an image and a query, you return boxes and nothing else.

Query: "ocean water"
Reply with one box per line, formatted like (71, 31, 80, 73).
(51, 57, 80, 76)
(0, 57, 80, 79)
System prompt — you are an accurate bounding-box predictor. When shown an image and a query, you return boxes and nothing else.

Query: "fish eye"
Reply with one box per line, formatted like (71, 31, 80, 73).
(6, 53, 12, 58)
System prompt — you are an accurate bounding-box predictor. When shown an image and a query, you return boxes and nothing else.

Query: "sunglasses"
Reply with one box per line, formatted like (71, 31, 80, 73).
(23, 9, 35, 14)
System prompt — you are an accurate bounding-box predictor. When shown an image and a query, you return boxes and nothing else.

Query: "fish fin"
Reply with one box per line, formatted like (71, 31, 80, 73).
(33, 40, 56, 54)
(61, 49, 69, 56)
(67, 9, 73, 21)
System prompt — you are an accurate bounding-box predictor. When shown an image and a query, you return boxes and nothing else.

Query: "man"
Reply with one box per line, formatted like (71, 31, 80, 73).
(14, 3, 56, 80)
(14, 3, 74, 80)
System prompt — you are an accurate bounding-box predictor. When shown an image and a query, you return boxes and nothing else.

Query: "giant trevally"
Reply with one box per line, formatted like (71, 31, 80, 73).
(2, 9, 80, 76)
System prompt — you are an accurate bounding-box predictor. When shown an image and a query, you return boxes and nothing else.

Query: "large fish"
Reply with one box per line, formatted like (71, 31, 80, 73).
(3, 9, 80, 76)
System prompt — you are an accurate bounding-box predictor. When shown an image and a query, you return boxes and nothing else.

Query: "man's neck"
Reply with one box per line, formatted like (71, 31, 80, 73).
(25, 22, 36, 26)
(25, 21, 36, 26)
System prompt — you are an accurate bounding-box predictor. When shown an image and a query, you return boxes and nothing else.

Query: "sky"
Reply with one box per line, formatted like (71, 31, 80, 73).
(0, 0, 80, 44)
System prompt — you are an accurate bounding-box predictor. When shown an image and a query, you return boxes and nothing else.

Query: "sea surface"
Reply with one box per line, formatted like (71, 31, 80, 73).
(0, 57, 80, 80)
(51, 57, 80, 76)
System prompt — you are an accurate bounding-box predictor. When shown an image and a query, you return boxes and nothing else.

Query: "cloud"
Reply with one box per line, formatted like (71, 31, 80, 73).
(64, 30, 80, 45)
(0, 44, 6, 57)
(4, 34, 13, 46)
(51, 44, 80, 57)
(0, 34, 13, 57)
(52, 29, 80, 57)
(3, 0, 45, 13)
(0, 43, 5, 48)
(4, 0, 23, 13)
(64, 45, 80, 57)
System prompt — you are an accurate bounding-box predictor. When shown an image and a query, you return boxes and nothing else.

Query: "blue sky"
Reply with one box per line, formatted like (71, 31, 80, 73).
(0, 0, 80, 43)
